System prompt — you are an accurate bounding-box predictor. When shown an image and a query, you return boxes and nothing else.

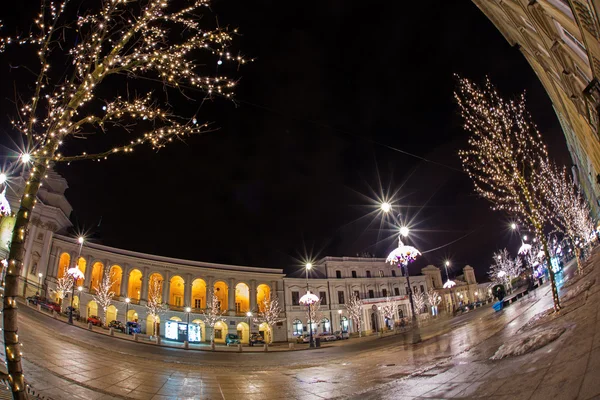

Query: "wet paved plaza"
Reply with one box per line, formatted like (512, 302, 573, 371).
(17, 256, 600, 399)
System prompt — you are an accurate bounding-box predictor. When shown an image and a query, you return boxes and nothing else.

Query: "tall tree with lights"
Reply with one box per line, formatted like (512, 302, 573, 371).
(145, 278, 165, 338)
(0, 0, 248, 393)
(306, 298, 323, 334)
(456, 77, 561, 311)
(202, 291, 226, 345)
(412, 291, 426, 317)
(50, 267, 73, 312)
(92, 272, 116, 326)
(253, 295, 285, 344)
(425, 288, 441, 315)
(381, 297, 397, 328)
(346, 295, 363, 337)
(542, 162, 594, 274)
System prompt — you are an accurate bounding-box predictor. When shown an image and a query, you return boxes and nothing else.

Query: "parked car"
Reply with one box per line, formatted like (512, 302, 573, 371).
(26, 295, 41, 305)
(316, 332, 337, 342)
(334, 331, 349, 340)
(296, 334, 311, 343)
(108, 320, 126, 333)
(87, 315, 102, 326)
(40, 300, 61, 313)
(225, 333, 241, 346)
(126, 321, 141, 334)
(249, 333, 265, 346)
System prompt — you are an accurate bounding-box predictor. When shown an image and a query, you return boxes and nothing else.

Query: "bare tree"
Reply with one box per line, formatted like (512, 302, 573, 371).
(346, 295, 363, 337)
(488, 249, 523, 291)
(412, 291, 426, 317)
(456, 77, 561, 311)
(145, 278, 165, 338)
(202, 291, 226, 345)
(306, 298, 323, 334)
(0, 0, 248, 393)
(542, 162, 595, 274)
(92, 272, 116, 326)
(253, 295, 285, 344)
(381, 297, 397, 327)
(426, 288, 442, 315)
(51, 268, 73, 312)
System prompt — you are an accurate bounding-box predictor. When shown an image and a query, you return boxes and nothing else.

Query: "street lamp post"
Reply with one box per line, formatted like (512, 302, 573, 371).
(299, 263, 318, 348)
(37, 272, 43, 296)
(68, 236, 85, 324)
(125, 297, 131, 334)
(338, 309, 342, 332)
(246, 311, 253, 344)
(444, 260, 457, 313)
(185, 306, 191, 325)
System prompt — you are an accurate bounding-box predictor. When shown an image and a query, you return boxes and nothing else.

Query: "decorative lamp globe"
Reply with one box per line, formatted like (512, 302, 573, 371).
(386, 238, 421, 267)
(67, 267, 85, 280)
(299, 291, 319, 305)
(443, 280, 456, 289)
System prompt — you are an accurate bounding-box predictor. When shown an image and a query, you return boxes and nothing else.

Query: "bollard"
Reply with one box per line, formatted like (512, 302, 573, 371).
(263, 344, 268, 352)
(133, 333, 138, 342)
(289, 342, 295, 350)
(155, 336, 161, 345)
(109, 328, 114, 336)
(238, 344, 242, 353)
(37, 304, 41, 312)
(88, 322, 93, 330)
(211, 343, 215, 351)
(184, 340, 189, 349)
(53, 311, 57, 319)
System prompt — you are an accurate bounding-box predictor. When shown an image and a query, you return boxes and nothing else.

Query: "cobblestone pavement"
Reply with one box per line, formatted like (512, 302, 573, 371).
(16, 254, 600, 399)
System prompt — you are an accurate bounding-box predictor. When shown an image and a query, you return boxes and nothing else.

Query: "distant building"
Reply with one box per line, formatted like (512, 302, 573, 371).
(473, 0, 600, 219)
(422, 265, 481, 313)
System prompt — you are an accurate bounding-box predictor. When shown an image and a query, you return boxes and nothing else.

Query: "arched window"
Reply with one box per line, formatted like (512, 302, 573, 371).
(109, 265, 123, 295)
(235, 283, 250, 313)
(148, 273, 164, 300)
(192, 279, 206, 309)
(75, 257, 86, 286)
(256, 284, 271, 312)
(398, 308, 404, 319)
(213, 281, 228, 312)
(57, 253, 70, 279)
(293, 319, 303, 336)
(127, 269, 142, 300)
(321, 318, 331, 333)
(90, 262, 104, 292)
(169, 275, 185, 307)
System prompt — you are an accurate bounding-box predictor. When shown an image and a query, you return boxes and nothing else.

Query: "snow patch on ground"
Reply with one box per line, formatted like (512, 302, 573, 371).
(491, 326, 566, 360)
(562, 268, 592, 289)
(518, 308, 555, 333)
(562, 278, 595, 302)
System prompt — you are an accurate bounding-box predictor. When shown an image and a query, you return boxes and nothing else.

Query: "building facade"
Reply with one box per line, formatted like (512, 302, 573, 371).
(473, 0, 600, 219)
(0, 170, 479, 342)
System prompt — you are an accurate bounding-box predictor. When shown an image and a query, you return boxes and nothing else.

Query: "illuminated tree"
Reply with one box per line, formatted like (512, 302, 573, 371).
(51, 267, 73, 311)
(92, 272, 116, 326)
(542, 162, 594, 274)
(488, 249, 523, 291)
(426, 288, 441, 314)
(456, 77, 561, 311)
(202, 291, 226, 345)
(0, 0, 248, 392)
(306, 298, 323, 334)
(412, 291, 426, 316)
(346, 295, 363, 337)
(253, 295, 285, 344)
(381, 297, 397, 327)
(145, 278, 165, 338)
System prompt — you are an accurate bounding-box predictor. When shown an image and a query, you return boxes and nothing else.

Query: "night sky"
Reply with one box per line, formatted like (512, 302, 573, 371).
(0, 1, 572, 281)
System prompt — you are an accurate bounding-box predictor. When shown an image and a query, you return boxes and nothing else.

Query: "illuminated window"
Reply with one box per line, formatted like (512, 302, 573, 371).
(293, 319, 303, 336)
(379, 270, 384, 277)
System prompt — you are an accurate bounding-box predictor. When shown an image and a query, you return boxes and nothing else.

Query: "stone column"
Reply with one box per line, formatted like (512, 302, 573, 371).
(84, 256, 93, 289)
(206, 276, 214, 307)
(249, 279, 257, 312)
(69, 251, 77, 269)
(104, 260, 111, 278)
(228, 278, 235, 314)
(120, 264, 130, 298)
(184, 273, 192, 307)
(140, 267, 150, 301)
(50, 247, 61, 277)
(22, 224, 37, 278)
(162, 270, 171, 305)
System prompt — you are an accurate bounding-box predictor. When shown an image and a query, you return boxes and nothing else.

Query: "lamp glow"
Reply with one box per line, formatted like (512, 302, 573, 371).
(38, 273, 42, 278)
(77, 236, 84, 244)
(77, 286, 83, 292)
(399, 226, 409, 237)
(20, 153, 31, 163)
(305, 263, 312, 270)
(510, 223, 517, 230)
(0, 174, 6, 184)
(380, 202, 391, 213)
(125, 297, 131, 303)
(246, 311, 252, 317)
(185, 307, 191, 313)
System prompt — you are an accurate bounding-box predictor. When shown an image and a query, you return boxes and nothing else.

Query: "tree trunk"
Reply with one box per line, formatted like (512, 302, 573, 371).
(5, 161, 47, 398)
(540, 234, 561, 311)
(574, 247, 583, 275)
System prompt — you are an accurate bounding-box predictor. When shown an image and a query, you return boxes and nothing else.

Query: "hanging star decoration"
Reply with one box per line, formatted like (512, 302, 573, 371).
(386, 239, 421, 266)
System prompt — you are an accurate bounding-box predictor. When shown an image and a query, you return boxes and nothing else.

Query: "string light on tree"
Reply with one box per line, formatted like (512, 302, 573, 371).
(0, 0, 249, 394)
(455, 76, 561, 311)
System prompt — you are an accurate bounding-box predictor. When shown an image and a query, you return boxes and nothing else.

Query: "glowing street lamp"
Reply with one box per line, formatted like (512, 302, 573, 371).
(67, 267, 85, 325)
(0, 173, 6, 185)
(399, 226, 410, 237)
(185, 306, 191, 325)
(510, 223, 517, 230)
(301, 262, 317, 347)
(20, 153, 31, 164)
(37, 272, 43, 295)
(380, 202, 391, 213)
(125, 297, 131, 334)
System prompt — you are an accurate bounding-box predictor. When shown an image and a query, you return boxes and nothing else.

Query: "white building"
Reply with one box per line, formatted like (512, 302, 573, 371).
(0, 169, 479, 343)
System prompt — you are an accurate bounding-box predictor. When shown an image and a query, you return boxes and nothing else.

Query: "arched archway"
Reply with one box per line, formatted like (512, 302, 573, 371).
(75, 257, 86, 286)
(87, 300, 98, 319)
(237, 322, 250, 344)
(149, 273, 164, 300)
(127, 269, 142, 300)
(213, 281, 228, 312)
(235, 283, 249, 313)
(259, 322, 272, 344)
(321, 318, 331, 333)
(109, 265, 123, 295)
(57, 253, 70, 279)
(127, 309, 138, 322)
(214, 321, 228, 343)
(257, 284, 271, 312)
(169, 316, 182, 322)
(169, 275, 185, 307)
(90, 262, 104, 292)
(191, 279, 206, 309)
(341, 316, 349, 332)
(293, 319, 303, 336)
(192, 319, 206, 342)
(146, 315, 160, 336)
(106, 305, 118, 323)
